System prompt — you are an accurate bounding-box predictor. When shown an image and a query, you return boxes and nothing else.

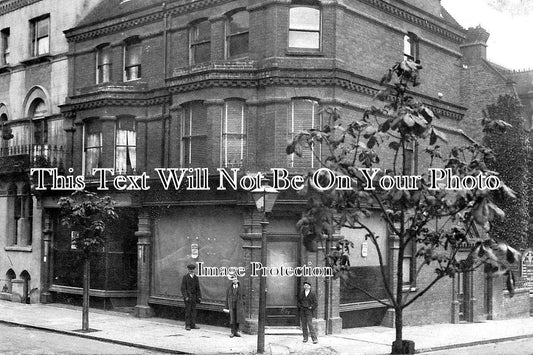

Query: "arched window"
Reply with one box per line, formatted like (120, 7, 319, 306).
(190, 20, 211, 64)
(124, 38, 142, 81)
(84, 119, 102, 174)
(5, 269, 16, 293)
(226, 11, 249, 58)
(288, 99, 320, 168)
(115, 116, 136, 174)
(30, 98, 47, 147)
(289, 5, 321, 50)
(97, 44, 112, 84)
(221, 100, 246, 167)
(181, 102, 207, 167)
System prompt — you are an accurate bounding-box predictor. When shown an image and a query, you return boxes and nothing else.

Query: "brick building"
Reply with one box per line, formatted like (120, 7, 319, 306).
(3, 0, 529, 333)
(0, 0, 101, 304)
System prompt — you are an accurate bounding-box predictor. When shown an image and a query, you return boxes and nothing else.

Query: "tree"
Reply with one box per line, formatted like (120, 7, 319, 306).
(287, 60, 520, 354)
(483, 95, 530, 249)
(58, 190, 117, 331)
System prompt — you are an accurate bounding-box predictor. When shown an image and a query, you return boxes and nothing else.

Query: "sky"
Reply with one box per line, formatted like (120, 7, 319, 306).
(441, 0, 533, 70)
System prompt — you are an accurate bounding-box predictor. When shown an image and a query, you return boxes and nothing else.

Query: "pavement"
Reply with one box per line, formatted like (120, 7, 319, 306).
(1, 301, 533, 355)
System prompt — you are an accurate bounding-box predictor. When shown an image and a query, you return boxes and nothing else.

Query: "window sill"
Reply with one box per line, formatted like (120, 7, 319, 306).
(5, 246, 32, 252)
(285, 49, 324, 57)
(20, 54, 52, 66)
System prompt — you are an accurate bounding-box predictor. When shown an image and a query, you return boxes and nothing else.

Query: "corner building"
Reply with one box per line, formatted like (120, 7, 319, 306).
(51, 0, 530, 333)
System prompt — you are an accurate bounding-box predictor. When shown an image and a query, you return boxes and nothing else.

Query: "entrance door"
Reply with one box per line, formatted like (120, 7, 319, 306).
(266, 238, 300, 326)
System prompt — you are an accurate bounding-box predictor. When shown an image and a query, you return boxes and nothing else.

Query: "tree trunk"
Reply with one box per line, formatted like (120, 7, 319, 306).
(82, 257, 90, 331)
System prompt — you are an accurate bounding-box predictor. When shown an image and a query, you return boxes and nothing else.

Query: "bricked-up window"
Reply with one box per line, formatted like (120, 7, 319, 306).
(115, 116, 136, 174)
(30, 15, 50, 56)
(97, 44, 112, 84)
(181, 102, 207, 167)
(226, 11, 249, 58)
(84, 119, 102, 174)
(124, 38, 142, 81)
(1, 28, 9, 65)
(222, 100, 246, 167)
(289, 6, 320, 50)
(403, 32, 419, 61)
(288, 99, 320, 168)
(190, 20, 211, 64)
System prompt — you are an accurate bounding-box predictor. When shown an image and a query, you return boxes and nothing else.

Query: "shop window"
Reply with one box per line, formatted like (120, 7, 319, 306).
(30, 15, 50, 56)
(289, 5, 320, 50)
(222, 100, 246, 167)
(181, 102, 207, 167)
(124, 38, 141, 81)
(403, 32, 419, 61)
(84, 119, 102, 175)
(97, 44, 112, 84)
(115, 116, 136, 174)
(288, 99, 320, 168)
(190, 20, 211, 64)
(1, 28, 9, 65)
(226, 11, 249, 58)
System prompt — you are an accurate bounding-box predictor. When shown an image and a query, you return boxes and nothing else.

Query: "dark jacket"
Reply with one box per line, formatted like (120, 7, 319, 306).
(297, 290, 318, 318)
(225, 283, 245, 325)
(181, 274, 202, 303)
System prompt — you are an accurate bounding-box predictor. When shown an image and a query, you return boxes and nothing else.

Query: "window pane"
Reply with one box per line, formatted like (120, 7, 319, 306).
(289, 100, 318, 168)
(289, 31, 319, 49)
(98, 63, 112, 83)
(193, 42, 210, 63)
(402, 258, 412, 284)
(36, 18, 49, 38)
(126, 44, 141, 66)
(98, 47, 112, 65)
(229, 12, 249, 34)
(125, 65, 141, 81)
(194, 21, 211, 41)
(37, 36, 49, 55)
(290, 7, 320, 31)
(190, 104, 207, 135)
(229, 33, 248, 57)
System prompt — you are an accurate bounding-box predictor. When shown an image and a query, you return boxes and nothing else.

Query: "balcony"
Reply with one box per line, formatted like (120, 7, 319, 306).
(0, 144, 64, 174)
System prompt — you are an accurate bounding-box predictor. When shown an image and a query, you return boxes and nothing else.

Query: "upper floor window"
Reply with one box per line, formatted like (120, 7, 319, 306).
(97, 45, 112, 84)
(226, 11, 249, 58)
(289, 6, 320, 50)
(124, 38, 141, 81)
(115, 116, 136, 174)
(403, 32, 419, 61)
(222, 100, 246, 167)
(190, 20, 211, 64)
(30, 15, 50, 56)
(181, 102, 207, 167)
(288, 99, 320, 168)
(84, 119, 102, 174)
(1, 28, 9, 65)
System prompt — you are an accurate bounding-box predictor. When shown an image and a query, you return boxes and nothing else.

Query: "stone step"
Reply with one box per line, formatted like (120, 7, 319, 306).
(265, 326, 302, 335)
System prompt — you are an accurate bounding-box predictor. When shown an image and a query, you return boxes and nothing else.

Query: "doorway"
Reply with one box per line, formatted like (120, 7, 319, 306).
(266, 237, 300, 326)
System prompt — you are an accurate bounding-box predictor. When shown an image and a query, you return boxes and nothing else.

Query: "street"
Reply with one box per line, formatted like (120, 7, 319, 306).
(421, 337, 533, 355)
(0, 323, 163, 354)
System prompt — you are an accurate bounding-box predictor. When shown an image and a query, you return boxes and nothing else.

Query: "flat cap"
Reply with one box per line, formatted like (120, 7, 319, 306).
(187, 264, 196, 270)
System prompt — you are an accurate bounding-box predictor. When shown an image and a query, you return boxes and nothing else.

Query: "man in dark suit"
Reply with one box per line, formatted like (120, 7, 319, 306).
(181, 264, 202, 331)
(224, 276, 245, 338)
(297, 281, 318, 344)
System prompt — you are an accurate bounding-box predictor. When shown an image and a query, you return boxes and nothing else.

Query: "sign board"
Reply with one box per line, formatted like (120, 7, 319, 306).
(521, 249, 533, 290)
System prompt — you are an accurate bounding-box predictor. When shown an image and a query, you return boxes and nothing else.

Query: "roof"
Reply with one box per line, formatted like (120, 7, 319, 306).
(439, 6, 463, 29)
(77, 0, 166, 28)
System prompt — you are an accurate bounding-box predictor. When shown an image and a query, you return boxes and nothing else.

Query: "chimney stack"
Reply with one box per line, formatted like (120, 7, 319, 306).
(461, 26, 490, 65)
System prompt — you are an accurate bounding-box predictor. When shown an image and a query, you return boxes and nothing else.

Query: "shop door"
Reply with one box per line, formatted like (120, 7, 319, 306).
(266, 238, 300, 326)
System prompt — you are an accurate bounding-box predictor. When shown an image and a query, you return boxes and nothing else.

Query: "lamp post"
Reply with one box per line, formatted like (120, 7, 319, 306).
(251, 185, 279, 354)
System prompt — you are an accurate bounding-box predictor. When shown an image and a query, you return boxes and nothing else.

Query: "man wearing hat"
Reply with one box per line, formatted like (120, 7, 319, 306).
(224, 275, 245, 337)
(297, 281, 318, 344)
(181, 264, 202, 331)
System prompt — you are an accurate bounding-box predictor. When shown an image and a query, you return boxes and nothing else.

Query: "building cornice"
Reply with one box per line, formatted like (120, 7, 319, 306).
(0, 0, 41, 16)
(61, 89, 170, 113)
(65, 0, 235, 43)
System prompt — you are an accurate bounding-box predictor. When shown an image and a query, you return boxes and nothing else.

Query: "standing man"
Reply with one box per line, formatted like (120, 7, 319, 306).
(297, 281, 318, 344)
(224, 276, 245, 338)
(181, 264, 202, 331)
